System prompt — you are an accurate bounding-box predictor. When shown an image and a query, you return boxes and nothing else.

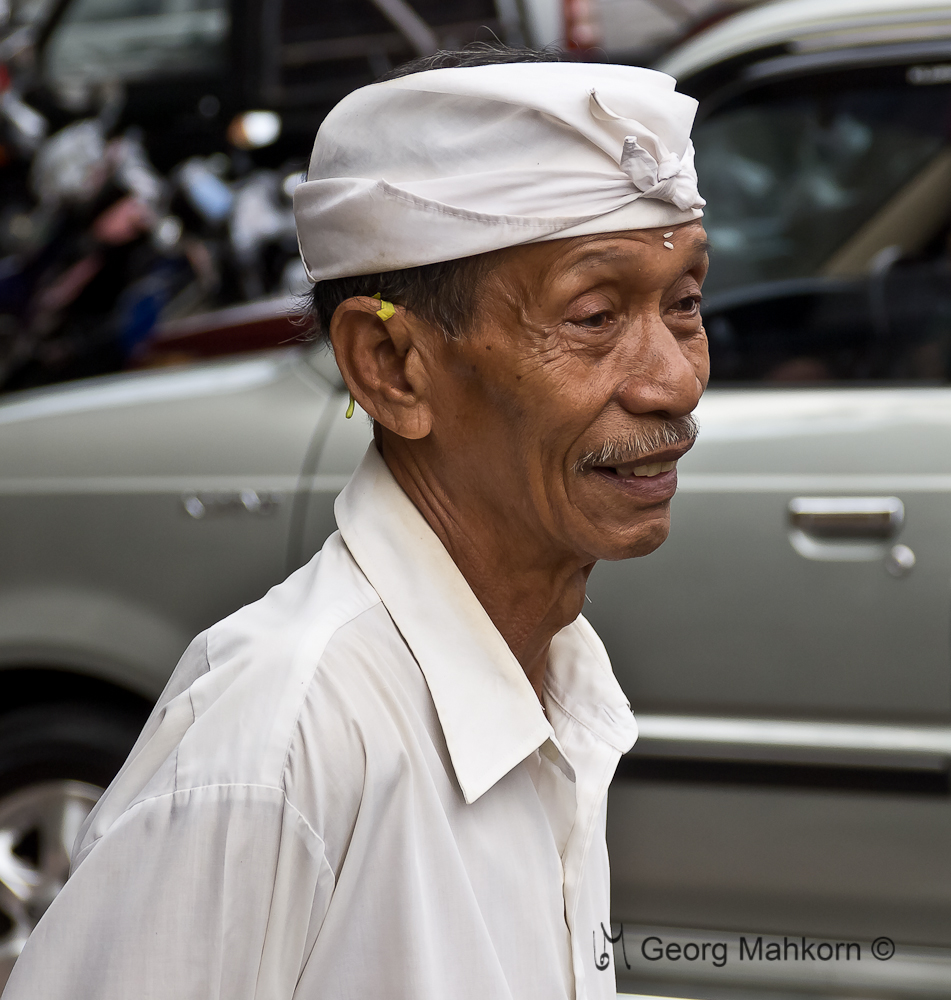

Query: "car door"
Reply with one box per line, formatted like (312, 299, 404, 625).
(0, 348, 335, 697)
(595, 47, 951, 998)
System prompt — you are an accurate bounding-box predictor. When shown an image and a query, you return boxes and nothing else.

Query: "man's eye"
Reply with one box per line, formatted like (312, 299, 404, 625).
(575, 312, 610, 328)
(672, 296, 701, 314)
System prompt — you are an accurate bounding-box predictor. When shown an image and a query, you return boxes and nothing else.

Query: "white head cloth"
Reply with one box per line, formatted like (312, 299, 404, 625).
(294, 61, 705, 282)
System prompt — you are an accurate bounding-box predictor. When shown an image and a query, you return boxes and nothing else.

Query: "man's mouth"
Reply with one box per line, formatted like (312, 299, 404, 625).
(589, 441, 693, 478)
(605, 459, 678, 479)
(574, 420, 698, 478)
(584, 442, 693, 501)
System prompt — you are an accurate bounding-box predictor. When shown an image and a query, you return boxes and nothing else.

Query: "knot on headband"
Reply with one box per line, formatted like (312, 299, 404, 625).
(620, 138, 699, 212)
(589, 89, 704, 214)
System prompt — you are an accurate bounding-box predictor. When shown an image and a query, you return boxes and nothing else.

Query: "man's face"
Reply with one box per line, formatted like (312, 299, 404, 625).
(411, 220, 709, 567)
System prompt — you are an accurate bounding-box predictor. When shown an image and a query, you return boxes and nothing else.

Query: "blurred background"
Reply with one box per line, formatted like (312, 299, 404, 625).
(4, 2, 951, 1000)
(0, 0, 758, 392)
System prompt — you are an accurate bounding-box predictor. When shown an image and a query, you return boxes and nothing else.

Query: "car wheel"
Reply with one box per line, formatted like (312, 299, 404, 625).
(0, 701, 146, 988)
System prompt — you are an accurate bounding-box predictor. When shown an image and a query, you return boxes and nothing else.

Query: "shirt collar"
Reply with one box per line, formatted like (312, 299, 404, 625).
(335, 445, 636, 803)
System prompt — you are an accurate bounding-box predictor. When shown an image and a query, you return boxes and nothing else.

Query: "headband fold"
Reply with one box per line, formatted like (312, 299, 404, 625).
(295, 62, 704, 281)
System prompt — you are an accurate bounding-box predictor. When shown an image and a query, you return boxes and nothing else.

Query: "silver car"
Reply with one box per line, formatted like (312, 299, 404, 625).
(4, 1, 951, 996)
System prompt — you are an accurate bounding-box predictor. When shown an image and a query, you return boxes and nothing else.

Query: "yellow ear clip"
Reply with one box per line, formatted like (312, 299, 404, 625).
(345, 393, 355, 419)
(372, 292, 395, 321)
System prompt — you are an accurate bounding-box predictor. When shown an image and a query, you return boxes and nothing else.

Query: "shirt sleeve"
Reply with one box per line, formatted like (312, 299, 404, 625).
(2, 783, 335, 1000)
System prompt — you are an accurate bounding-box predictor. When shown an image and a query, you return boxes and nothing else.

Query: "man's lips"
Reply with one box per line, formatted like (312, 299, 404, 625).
(589, 441, 695, 479)
(591, 464, 677, 503)
(584, 441, 694, 501)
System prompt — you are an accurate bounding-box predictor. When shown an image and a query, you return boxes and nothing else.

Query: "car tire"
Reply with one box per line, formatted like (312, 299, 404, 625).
(0, 701, 146, 989)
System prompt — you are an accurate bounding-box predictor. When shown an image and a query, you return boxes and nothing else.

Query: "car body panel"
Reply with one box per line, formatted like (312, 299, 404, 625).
(589, 387, 951, 718)
(602, 391, 951, 980)
(0, 350, 335, 697)
(608, 778, 951, 945)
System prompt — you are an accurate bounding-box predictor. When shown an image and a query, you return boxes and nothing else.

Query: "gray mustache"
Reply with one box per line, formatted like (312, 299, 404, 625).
(574, 414, 699, 473)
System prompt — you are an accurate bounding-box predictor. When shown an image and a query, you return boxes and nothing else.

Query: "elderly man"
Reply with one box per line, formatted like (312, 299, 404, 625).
(2, 46, 707, 1000)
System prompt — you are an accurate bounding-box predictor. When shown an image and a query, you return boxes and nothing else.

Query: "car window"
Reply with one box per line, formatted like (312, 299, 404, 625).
(695, 67, 951, 383)
(43, 0, 228, 85)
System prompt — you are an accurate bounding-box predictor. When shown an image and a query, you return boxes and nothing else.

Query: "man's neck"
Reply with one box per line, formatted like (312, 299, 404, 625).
(381, 439, 593, 702)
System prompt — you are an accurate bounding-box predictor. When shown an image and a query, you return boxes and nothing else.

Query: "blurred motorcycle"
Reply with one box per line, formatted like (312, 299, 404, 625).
(0, 90, 306, 391)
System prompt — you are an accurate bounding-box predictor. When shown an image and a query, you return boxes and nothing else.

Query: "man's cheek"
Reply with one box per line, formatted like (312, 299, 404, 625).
(694, 331, 711, 382)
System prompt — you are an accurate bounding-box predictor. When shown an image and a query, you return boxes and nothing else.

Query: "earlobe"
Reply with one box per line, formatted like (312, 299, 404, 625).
(329, 297, 434, 440)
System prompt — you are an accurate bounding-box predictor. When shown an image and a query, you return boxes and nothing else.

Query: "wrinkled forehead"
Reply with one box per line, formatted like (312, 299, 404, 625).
(485, 222, 710, 292)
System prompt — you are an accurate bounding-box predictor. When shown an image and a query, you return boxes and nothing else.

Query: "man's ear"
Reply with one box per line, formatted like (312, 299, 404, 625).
(329, 297, 433, 440)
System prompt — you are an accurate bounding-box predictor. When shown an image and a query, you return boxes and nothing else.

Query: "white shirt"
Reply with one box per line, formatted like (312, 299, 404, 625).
(3, 446, 638, 1000)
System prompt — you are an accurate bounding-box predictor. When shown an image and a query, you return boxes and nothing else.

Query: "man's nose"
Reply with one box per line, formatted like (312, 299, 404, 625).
(615, 315, 706, 418)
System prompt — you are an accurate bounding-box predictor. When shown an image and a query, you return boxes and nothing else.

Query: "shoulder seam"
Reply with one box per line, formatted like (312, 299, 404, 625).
(277, 601, 383, 798)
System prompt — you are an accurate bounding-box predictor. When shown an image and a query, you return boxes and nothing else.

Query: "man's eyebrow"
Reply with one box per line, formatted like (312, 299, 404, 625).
(564, 235, 712, 274)
(688, 237, 712, 257)
(564, 248, 627, 272)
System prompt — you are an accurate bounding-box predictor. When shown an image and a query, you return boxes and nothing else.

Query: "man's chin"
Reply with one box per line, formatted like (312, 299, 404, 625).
(582, 509, 672, 562)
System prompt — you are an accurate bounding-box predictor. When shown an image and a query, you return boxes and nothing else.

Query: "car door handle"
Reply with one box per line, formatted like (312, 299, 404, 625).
(787, 497, 904, 539)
